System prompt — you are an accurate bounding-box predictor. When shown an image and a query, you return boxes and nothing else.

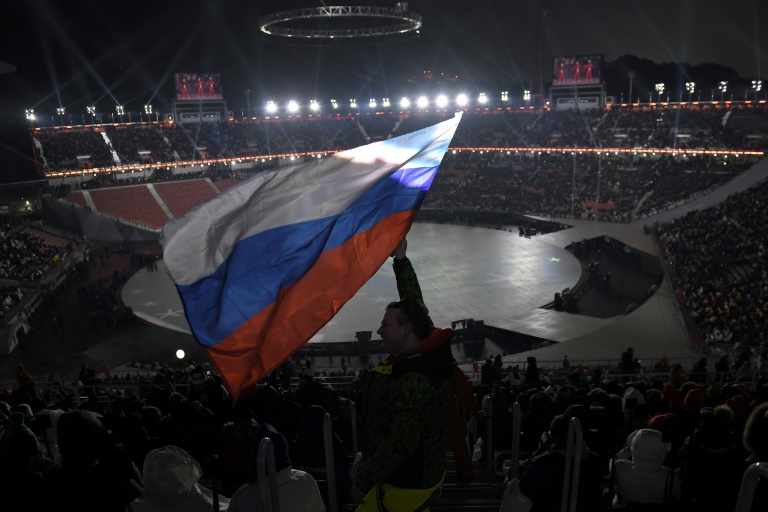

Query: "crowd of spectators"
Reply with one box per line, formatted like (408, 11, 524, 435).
(655, 181, 768, 350)
(1, 350, 768, 510)
(0, 217, 71, 284)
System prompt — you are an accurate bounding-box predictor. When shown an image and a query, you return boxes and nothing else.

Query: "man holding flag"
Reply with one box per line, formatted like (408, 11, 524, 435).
(352, 238, 456, 511)
(160, 113, 462, 403)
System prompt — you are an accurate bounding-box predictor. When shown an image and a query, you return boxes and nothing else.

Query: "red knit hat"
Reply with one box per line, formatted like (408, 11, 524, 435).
(648, 413, 675, 433)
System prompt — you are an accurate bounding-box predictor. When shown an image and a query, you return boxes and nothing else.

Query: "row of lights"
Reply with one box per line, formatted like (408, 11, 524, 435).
(26, 104, 156, 122)
(653, 80, 762, 102)
(262, 92, 535, 114)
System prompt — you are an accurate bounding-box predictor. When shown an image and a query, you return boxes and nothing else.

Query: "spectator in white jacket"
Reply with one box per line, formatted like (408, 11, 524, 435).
(611, 428, 679, 506)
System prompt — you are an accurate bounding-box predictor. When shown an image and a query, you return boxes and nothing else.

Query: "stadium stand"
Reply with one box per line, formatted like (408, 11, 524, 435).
(153, 179, 218, 217)
(89, 186, 170, 230)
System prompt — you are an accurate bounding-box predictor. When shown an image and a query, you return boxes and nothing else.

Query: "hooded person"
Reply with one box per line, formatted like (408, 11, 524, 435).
(228, 423, 325, 512)
(611, 429, 678, 506)
(130, 445, 229, 511)
(0, 412, 44, 505)
(42, 409, 143, 511)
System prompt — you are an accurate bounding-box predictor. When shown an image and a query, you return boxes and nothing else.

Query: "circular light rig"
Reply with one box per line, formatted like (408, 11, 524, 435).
(259, 4, 422, 43)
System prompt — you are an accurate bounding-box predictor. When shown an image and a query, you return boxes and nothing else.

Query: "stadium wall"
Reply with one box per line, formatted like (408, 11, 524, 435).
(41, 195, 159, 243)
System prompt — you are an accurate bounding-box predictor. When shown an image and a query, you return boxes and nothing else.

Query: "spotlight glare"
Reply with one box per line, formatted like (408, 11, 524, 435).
(435, 95, 448, 108)
(266, 101, 277, 114)
(456, 93, 468, 106)
(400, 97, 410, 108)
(417, 95, 428, 108)
(287, 100, 299, 113)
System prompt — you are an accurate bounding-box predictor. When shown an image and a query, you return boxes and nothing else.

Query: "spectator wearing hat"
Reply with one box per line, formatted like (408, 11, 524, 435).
(228, 423, 325, 511)
(519, 413, 605, 512)
(679, 406, 745, 511)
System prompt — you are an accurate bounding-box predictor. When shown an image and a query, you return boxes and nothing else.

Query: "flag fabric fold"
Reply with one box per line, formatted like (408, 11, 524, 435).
(160, 113, 462, 399)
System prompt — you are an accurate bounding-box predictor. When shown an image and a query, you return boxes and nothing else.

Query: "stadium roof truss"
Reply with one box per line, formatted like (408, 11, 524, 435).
(259, 6, 422, 39)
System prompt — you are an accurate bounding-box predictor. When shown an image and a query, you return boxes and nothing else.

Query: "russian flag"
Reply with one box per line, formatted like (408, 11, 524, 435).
(160, 113, 462, 399)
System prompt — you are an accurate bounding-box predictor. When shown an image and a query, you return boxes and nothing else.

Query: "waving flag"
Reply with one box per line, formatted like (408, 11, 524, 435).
(161, 113, 462, 399)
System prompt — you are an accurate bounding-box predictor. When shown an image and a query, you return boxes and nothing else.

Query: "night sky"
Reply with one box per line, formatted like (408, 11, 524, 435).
(0, 0, 765, 182)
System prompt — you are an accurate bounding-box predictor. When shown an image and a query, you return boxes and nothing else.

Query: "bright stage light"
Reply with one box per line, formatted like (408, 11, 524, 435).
(24, 109, 35, 121)
(435, 95, 448, 108)
(369, 98, 377, 108)
(116, 105, 125, 115)
(382, 97, 390, 107)
(86, 106, 96, 115)
(266, 101, 277, 114)
(287, 100, 299, 113)
(501, 91, 509, 102)
(144, 104, 153, 114)
(523, 90, 531, 102)
(478, 92, 488, 104)
(350, 98, 357, 108)
(331, 99, 338, 109)
(400, 97, 410, 108)
(56, 107, 65, 115)
(417, 96, 428, 108)
(456, 93, 468, 106)
(310, 100, 319, 112)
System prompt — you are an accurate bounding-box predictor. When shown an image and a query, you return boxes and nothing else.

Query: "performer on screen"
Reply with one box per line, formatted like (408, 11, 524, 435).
(180, 78, 189, 100)
(573, 61, 582, 82)
(196, 76, 204, 98)
(206, 76, 216, 97)
(557, 60, 566, 84)
(585, 59, 594, 82)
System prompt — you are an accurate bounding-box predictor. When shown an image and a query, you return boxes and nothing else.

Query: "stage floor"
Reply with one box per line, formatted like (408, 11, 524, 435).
(122, 223, 583, 344)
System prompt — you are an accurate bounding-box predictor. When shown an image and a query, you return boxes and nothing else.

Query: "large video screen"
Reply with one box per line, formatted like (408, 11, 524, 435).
(552, 55, 603, 86)
(175, 73, 223, 101)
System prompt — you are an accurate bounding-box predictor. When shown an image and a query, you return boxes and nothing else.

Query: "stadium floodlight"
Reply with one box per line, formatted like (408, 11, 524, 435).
(56, 107, 65, 115)
(350, 98, 357, 108)
(382, 97, 390, 108)
(417, 96, 428, 109)
(287, 100, 299, 113)
(116, 105, 125, 115)
(478, 92, 488, 104)
(435, 95, 448, 108)
(685, 82, 695, 102)
(309, 100, 320, 112)
(266, 101, 277, 114)
(753, 80, 763, 101)
(655, 83, 664, 103)
(144, 104, 152, 115)
(24, 109, 35, 121)
(400, 97, 410, 109)
(718, 81, 727, 101)
(523, 90, 531, 102)
(369, 98, 377, 109)
(86, 106, 96, 115)
(501, 91, 509, 102)
(330, 98, 338, 109)
(456, 93, 468, 107)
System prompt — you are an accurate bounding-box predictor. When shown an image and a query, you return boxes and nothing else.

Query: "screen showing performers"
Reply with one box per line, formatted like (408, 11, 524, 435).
(551, 55, 602, 86)
(175, 73, 224, 101)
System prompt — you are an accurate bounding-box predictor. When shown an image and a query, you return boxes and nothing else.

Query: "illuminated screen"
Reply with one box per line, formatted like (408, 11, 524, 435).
(552, 55, 603, 86)
(175, 73, 223, 101)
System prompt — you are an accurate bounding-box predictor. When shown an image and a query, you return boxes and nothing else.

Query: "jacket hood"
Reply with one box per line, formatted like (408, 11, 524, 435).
(630, 429, 667, 470)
